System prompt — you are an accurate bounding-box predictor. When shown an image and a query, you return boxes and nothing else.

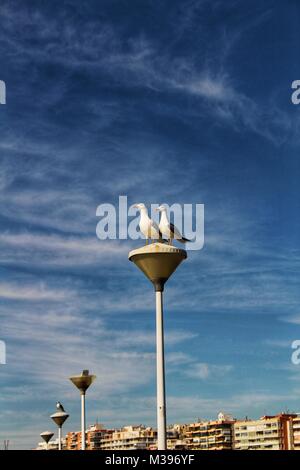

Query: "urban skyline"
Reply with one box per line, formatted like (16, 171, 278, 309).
(0, 0, 300, 450)
(35, 410, 300, 451)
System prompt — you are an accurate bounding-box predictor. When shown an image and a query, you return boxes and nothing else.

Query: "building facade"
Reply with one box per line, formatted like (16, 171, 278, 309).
(234, 414, 296, 450)
(292, 415, 300, 450)
(185, 413, 235, 450)
(65, 423, 111, 450)
(35, 438, 64, 450)
(99, 425, 157, 450)
(37, 412, 300, 451)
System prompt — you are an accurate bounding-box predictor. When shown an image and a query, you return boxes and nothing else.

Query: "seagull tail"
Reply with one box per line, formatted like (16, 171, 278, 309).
(179, 236, 190, 243)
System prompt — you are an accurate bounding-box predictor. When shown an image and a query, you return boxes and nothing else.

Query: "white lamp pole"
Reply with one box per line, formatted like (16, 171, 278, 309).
(156, 289, 167, 449)
(58, 426, 62, 451)
(81, 393, 86, 450)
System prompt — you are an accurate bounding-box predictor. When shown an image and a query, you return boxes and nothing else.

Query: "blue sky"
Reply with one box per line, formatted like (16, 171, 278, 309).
(0, 0, 300, 449)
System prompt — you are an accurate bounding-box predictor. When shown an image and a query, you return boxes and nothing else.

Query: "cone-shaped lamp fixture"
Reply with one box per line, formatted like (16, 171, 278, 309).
(128, 242, 187, 291)
(69, 370, 96, 394)
(50, 405, 69, 428)
(40, 431, 54, 444)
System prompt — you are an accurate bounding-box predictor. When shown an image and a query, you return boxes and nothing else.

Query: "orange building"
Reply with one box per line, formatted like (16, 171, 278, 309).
(185, 413, 235, 450)
(66, 423, 110, 450)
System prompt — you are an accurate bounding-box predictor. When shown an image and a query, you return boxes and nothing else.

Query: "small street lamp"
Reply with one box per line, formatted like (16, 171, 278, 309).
(50, 402, 69, 450)
(40, 431, 54, 450)
(69, 370, 96, 450)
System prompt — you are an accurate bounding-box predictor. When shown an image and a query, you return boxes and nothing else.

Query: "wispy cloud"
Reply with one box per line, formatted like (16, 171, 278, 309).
(184, 362, 233, 380)
(0, 231, 129, 268)
(0, 282, 72, 301)
(0, 0, 294, 145)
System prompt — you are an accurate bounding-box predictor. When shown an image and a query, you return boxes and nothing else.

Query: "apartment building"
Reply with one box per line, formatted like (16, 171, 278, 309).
(167, 424, 188, 450)
(35, 438, 64, 450)
(100, 425, 157, 450)
(65, 430, 81, 450)
(292, 415, 300, 450)
(147, 424, 188, 450)
(185, 413, 235, 450)
(36, 412, 300, 451)
(234, 414, 296, 450)
(65, 423, 111, 450)
(89, 424, 114, 450)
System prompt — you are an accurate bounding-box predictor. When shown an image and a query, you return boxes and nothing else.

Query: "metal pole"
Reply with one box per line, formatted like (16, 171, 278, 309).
(155, 290, 167, 450)
(81, 392, 86, 450)
(58, 426, 62, 451)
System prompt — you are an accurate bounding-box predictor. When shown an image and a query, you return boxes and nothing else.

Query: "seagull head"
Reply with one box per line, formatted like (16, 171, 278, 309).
(156, 205, 167, 213)
(133, 203, 147, 212)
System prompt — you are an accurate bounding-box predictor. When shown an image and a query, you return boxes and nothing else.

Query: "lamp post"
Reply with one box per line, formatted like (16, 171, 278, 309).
(129, 242, 187, 450)
(69, 370, 96, 450)
(50, 402, 69, 450)
(40, 431, 54, 450)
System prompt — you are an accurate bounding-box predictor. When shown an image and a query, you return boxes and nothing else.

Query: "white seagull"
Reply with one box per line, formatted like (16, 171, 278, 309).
(56, 402, 65, 412)
(134, 203, 161, 244)
(156, 205, 190, 244)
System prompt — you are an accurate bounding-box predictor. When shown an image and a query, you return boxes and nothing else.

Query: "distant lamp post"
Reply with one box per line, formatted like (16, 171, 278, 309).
(69, 370, 96, 450)
(50, 402, 69, 451)
(40, 431, 54, 450)
(129, 242, 187, 450)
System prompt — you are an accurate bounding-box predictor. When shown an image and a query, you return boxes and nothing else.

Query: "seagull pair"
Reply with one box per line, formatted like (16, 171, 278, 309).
(134, 203, 190, 245)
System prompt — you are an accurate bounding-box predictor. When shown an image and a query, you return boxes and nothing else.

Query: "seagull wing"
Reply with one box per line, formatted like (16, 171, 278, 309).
(169, 222, 182, 238)
(169, 223, 190, 243)
(150, 218, 161, 238)
(151, 218, 159, 231)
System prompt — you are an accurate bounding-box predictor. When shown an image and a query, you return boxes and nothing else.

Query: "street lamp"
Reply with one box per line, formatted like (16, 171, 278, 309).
(50, 402, 69, 451)
(69, 370, 96, 450)
(40, 431, 54, 450)
(129, 241, 187, 450)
